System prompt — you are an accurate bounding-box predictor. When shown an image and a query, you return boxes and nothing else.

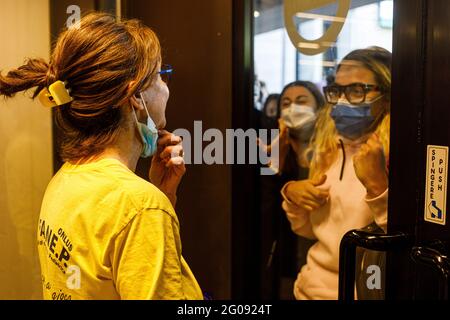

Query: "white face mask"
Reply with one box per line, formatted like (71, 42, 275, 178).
(281, 103, 316, 130)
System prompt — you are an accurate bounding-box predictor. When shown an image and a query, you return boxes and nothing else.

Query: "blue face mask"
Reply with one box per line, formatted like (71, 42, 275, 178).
(330, 103, 375, 140)
(133, 93, 158, 158)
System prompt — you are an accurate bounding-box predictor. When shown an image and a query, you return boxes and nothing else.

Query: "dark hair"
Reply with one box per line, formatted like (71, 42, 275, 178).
(0, 12, 161, 162)
(278, 80, 325, 111)
(263, 93, 281, 118)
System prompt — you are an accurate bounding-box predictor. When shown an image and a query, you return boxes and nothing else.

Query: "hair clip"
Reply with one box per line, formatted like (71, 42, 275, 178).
(38, 80, 73, 108)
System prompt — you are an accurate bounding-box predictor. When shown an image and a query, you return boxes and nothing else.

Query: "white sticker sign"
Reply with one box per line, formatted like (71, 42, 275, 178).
(424, 145, 448, 225)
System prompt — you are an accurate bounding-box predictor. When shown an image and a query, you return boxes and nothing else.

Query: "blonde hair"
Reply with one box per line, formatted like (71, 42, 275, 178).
(0, 12, 161, 162)
(307, 47, 392, 179)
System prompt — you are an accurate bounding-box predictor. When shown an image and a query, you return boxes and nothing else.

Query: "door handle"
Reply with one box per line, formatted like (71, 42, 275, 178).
(411, 245, 450, 300)
(338, 229, 413, 301)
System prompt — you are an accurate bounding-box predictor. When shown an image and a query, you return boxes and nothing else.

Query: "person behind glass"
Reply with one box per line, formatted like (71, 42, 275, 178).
(0, 12, 202, 300)
(260, 93, 280, 131)
(268, 81, 325, 178)
(281, 47, 391, 300)
(258, 82, 324, 297)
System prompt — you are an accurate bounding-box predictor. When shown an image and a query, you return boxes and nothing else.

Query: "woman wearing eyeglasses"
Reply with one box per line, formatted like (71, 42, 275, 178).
(0, 12, 202, 300)
(281, 47, 391, 300)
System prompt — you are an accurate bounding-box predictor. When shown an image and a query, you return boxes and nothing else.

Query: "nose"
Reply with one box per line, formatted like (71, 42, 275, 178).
(337, 95, 349, 104)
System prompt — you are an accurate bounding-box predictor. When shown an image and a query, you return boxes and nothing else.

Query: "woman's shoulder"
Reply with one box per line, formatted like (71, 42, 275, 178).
(71, 158, 174, 213)
(118, 173, 174, 213)
(105, 173, 179, 233)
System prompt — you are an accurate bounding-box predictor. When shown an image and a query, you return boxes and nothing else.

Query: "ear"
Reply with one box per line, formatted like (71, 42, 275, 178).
(128, 81, 144, 111)
(129, 95, 144, 111)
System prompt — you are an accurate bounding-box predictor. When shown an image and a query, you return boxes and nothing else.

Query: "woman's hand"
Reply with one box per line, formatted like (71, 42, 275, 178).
(256, 118, 290, 172)
(278, 117, 288, 136)
(149, 130, 185, 206)
(257, 118, 289, 154)
(276, 118, 290, 171)
(284, 175, 329, 211)
(353, 134, 388, 199)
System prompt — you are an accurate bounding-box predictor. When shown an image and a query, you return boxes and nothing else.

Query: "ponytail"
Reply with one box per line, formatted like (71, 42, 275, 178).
(0, 58, 49, 98)
(1, 12, 162, 163)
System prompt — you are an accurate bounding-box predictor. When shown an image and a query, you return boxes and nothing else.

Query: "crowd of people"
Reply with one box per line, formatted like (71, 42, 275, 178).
(257, 46, 391, 300)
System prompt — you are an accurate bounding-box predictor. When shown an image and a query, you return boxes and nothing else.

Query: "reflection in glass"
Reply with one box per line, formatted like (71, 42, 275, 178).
(323, 83, 382, 105)
(253, 0, 393, 300)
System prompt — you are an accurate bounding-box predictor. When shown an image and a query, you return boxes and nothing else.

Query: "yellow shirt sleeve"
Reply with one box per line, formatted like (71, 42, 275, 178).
(110, 208, 187, 300)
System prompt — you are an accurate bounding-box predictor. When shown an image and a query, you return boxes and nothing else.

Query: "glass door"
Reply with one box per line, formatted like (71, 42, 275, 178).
(252, 0, 394, 300)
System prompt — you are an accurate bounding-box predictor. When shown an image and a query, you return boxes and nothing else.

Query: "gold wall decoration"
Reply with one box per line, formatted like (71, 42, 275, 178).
(284, 0, 351, 55)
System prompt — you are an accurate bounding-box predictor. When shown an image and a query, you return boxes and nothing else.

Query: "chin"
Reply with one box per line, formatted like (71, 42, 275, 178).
(158, 120, 167, 130)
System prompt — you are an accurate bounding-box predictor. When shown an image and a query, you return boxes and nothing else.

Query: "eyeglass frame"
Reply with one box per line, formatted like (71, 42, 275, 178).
(158, 64, 173, 85)
(323, 82, 383, 105)
(135, 64, 173, 97)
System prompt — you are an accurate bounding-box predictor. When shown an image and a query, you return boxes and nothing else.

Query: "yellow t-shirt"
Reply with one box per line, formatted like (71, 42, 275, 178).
(37, 158, 203, 300)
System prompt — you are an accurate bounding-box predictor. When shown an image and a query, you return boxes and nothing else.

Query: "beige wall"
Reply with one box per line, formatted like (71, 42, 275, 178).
(0, 0, 52, 299)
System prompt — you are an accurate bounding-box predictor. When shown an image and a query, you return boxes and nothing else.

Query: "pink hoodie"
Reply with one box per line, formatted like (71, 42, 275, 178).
(281, 136, 388, 300)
